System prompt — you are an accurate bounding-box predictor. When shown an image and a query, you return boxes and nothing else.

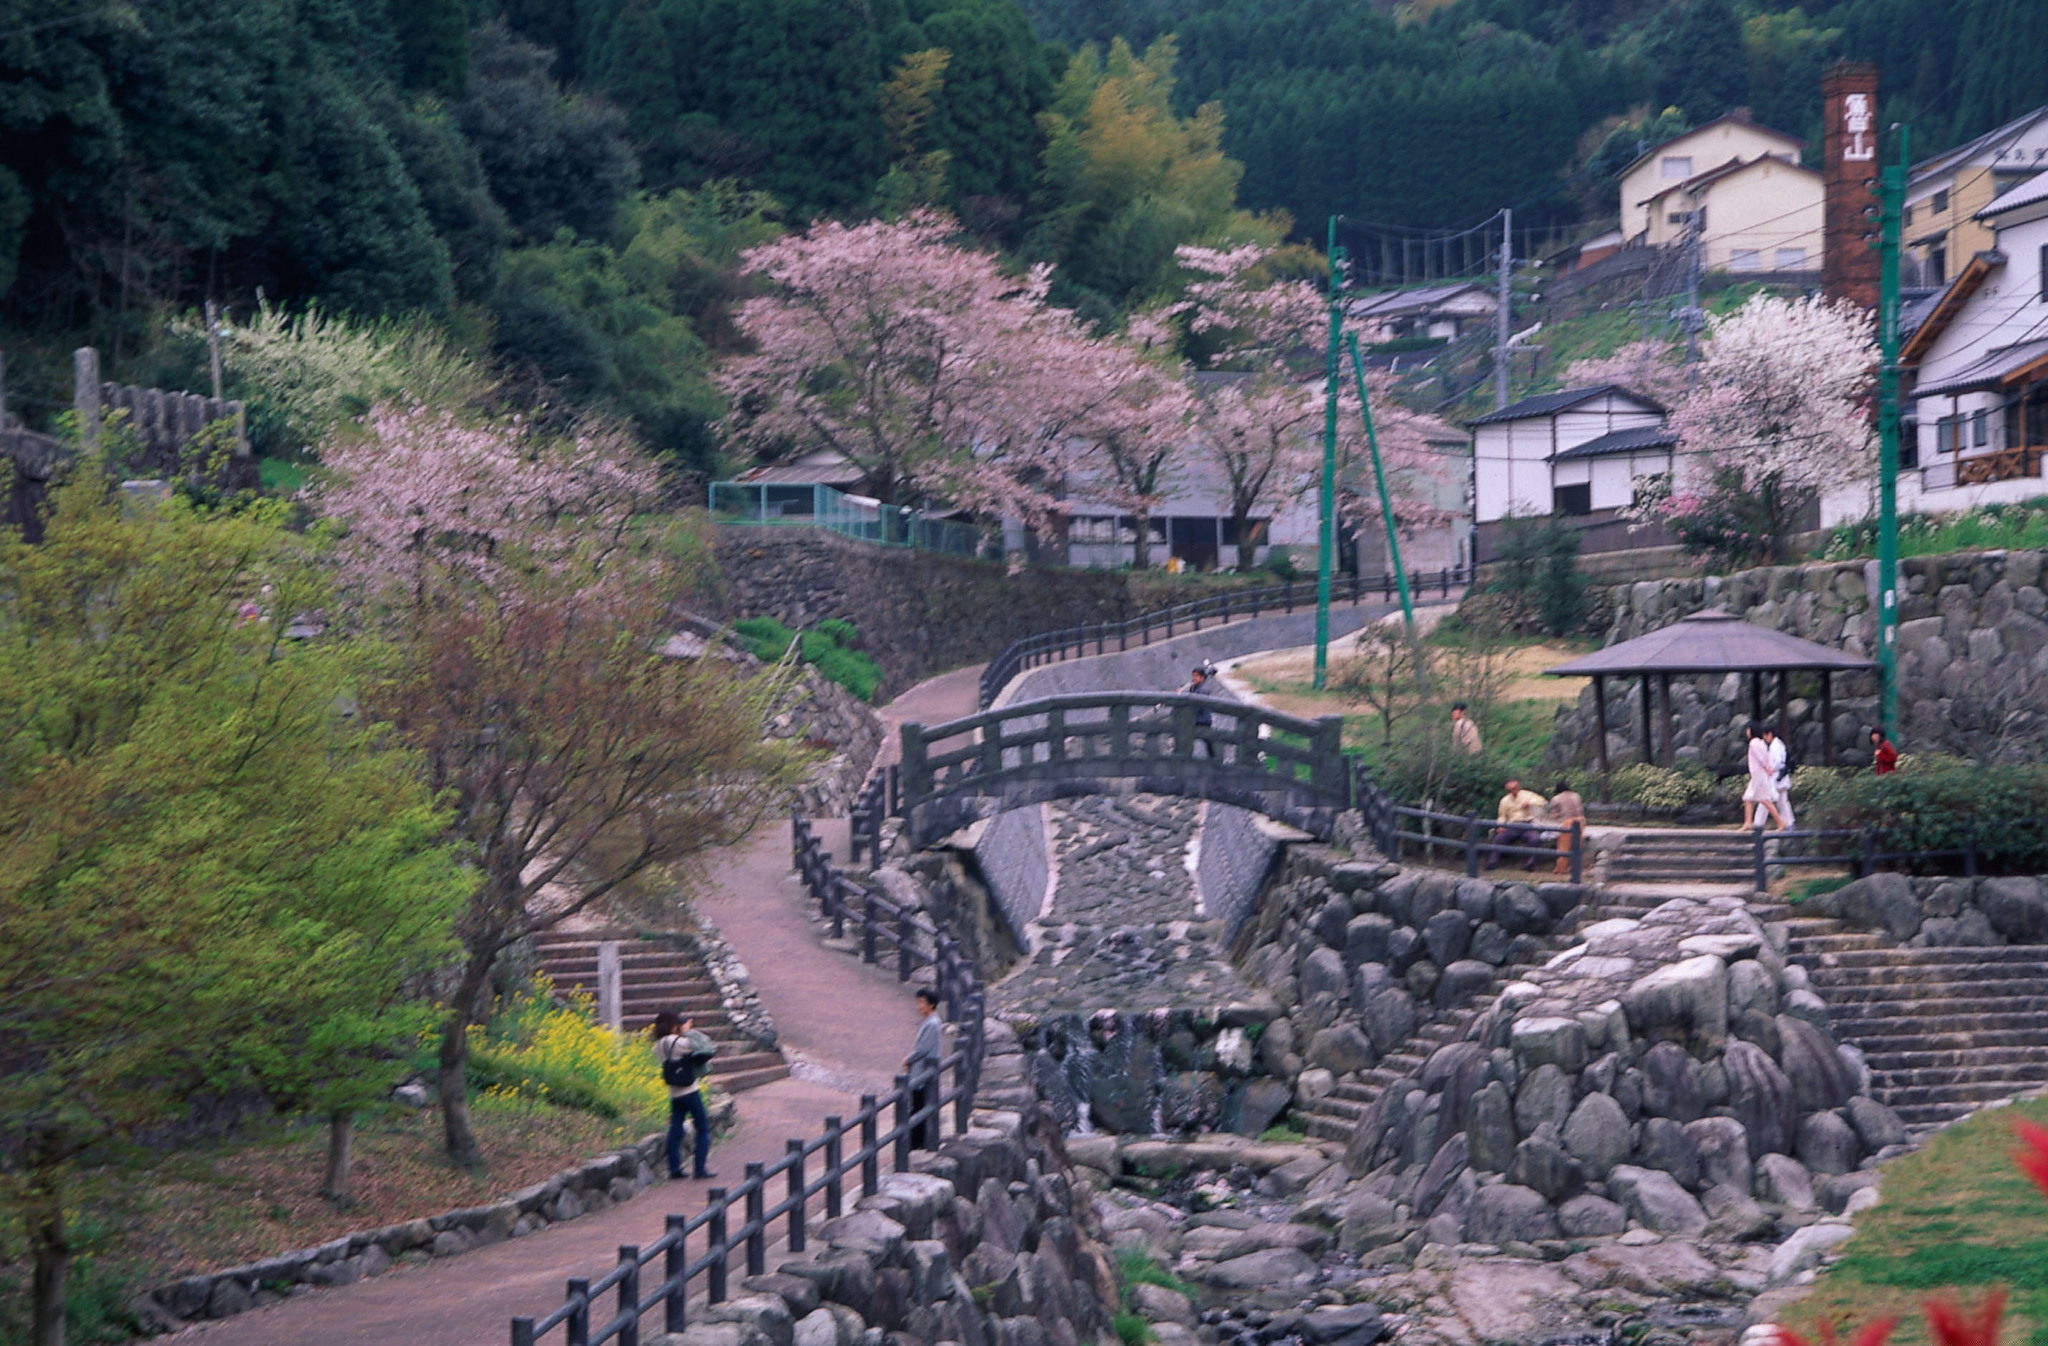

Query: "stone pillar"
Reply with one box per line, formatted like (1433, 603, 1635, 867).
(1822, 61, 1882, 312)
(73, 347, 101, 450)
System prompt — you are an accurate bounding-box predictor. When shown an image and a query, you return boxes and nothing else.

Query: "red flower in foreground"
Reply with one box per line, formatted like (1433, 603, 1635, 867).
(2013, 1121, 2048, 1201)
(1924, 1291, 2006, 1346)
(1768, 1317, 1898, 1346)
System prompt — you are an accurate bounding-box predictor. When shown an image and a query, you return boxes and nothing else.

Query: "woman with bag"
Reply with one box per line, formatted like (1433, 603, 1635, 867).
(652, 1010, 718, 1180)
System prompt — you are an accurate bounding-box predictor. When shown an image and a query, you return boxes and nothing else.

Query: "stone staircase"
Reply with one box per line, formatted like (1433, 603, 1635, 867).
(1296, 993, 1499, 1143)
(533, 932, 790, 1093)
(1783, 915, 2048, 1129)
(1597, 828, 1760, 889)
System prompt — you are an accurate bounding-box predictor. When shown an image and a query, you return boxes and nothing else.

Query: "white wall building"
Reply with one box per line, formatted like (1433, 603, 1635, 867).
(1896, 171, 2048, 516)
(1467, 386, 1675, 563)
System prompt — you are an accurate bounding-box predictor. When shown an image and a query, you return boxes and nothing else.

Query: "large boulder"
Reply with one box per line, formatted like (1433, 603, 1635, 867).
(1774, 1015, 1858, 1113)
(1685, 1117, 1754, 1194)
(1622, 956, 1729, 1053)
(1222, 1079, 1292, 1138)
(1425, 910, 1472, 967)
(1796, 1111, 1861, 1176)
(1414, 1134, 1471, 1218)
(1767, 1223, 1855, 1286)
(1513, 1064, 1575, 1136)
(1437, 960, 1496, 1009)
(1980, 877, 2048, 942)
(1723, 1041, 1798, 1156)
(1508, 1129, 1586, 1204)
(1826, 872, 1923, 942)
(1846, 1096, 1909, 1153)
(1638, 1041, 1704, 1123)
(1756, 1153, 1817, 1210)
(1203, 1248, 1318, 1289)
(1556, 1193, 1627, 1237)
(1360, 988, 1418, 1054)
(1562, 1092, 1632, 1179)
(1344, 915, 1394, 970)
(1301, 948, 1349, 1004)
(1635, 1118, 1701, 1189)
(1606, 1165, 1708, 1237)
(1466, 1184, 1561, 1244)
(1307, 1024, 1375, 1076)
(1467, 1081, 1517, 1173)
(1495, 885, 1552, 935)
(1510, 1017, 1589, 1074)
(1727, 960, 1780, 1019)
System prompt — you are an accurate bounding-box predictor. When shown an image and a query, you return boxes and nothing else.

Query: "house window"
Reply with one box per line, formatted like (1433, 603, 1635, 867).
(1667, 211, 1690, 225)
(1932, 188, 1949, 214)
(2040, 243, 2048, 301)
(1662, 155, 1693, 180)
(1729, 249, 1762, 272)
(1902, 419, 1920, 469)
(1553, 483, 1592, 516)
(1904, 204, 1914, 226)
(1975, 408, 1990, 446)
(1937, 415, 1964, 453)
(1775, 247, 1808, 270)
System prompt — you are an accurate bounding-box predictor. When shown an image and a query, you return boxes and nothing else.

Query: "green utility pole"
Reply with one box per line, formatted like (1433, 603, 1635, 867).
(1315, 217, 1344, 690)
(1345, 333, 1415, 628)
(1876, 126, 1908, 739)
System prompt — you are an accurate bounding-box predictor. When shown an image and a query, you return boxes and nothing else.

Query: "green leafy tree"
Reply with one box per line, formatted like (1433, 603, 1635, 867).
(1650, 0, 1748, 121)
(0, 474, 466, 1346)
(391, 0, 472, 97)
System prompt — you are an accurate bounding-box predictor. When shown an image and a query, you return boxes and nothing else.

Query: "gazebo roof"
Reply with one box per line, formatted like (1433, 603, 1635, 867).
(1544, 609, 1877, 678)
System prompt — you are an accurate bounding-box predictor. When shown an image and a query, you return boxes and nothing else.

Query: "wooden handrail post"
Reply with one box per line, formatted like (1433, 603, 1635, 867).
(1570, 821, 1583, 883)
(897, 908, 914, 981)
(824, 1117, 844, 1217)
(664, 1216, 688, 1333)
(787, 1139, 807, 1253)
(745, 1163, 766, 1276)
(618, 1247, 641, 1346)
(1465, 811, 1480, 878)
(566, 1278, 591, 1346)
(893, 1074, 913, 1172)
(706, 1194, 728, 1303)
(863, 890, 878, 964)
(860, 1098, 879, 1196)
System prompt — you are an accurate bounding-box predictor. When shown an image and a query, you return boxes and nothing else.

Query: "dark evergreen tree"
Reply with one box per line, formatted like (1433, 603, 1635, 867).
(594, 0, 682, 174)
(1650, 0, 1748, 122)
(390, 0, 472, 97)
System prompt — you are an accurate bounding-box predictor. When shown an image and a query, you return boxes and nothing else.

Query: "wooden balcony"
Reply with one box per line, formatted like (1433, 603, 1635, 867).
(1956, 446, 2044, 485)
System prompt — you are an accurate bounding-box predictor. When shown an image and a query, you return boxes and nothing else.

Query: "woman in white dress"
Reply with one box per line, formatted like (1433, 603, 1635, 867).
(1742, 723, 1788, 831)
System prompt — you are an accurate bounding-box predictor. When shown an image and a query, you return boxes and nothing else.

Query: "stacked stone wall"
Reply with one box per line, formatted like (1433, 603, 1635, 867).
(1802, 870, 2048, 946)
(1548, 548, 2048, 771)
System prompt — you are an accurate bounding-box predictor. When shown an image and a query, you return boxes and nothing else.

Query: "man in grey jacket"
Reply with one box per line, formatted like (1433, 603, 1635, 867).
(903, 989, 942, 1149)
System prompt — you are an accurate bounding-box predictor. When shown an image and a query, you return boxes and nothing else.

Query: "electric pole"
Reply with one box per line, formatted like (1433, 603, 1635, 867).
(1684, 207, 1704, 367)
(1494, 207, 1512, 410)
(1345, 333, 1415, 629)
(1876, 126, 1908, 739)
(1316, 218, 1344, 690)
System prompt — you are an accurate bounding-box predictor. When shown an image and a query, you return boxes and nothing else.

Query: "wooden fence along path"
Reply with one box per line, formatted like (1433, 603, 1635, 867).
(511, 818, 985, 1346)
(977, 565, 1473, 709)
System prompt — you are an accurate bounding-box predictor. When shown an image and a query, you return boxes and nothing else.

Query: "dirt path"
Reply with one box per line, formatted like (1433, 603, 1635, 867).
(177, 673, 977, 1346)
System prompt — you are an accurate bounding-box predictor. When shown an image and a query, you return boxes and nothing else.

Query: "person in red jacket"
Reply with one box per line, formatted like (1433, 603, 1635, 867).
(1871, 729, 1899, 775)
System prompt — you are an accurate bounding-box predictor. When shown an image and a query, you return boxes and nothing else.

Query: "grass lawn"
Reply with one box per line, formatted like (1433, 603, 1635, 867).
(1776, 1094, 2048, 1346)
(0, 1094, 662, 1343)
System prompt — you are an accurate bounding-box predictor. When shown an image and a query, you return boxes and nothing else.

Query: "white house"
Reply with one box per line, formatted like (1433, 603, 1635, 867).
(1906, 104, 2048, 287)
(1619, 115, 1806, 244)
(1468, 385, 1675, 562)
(1348, 283, 1499, 345)
(1897, 171, 2048, 514)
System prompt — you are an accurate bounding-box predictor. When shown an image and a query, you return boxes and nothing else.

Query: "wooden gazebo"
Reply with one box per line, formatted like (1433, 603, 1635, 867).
(1544, 609, 1878, 774)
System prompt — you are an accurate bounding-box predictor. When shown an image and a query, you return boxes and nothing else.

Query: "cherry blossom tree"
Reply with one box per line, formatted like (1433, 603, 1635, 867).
(315, 407, 802, 1167)
(1177, 245, 1458, 570)
(718, 210, 1114, 528)
(1562, 338, 1691, 409)
(1626, 295, 1876, 566)
(1073, 314, 1195, 569)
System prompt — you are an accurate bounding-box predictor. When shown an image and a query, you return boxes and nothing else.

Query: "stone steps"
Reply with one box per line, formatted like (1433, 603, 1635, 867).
(1296, 996, 1498, 1143)
(1598, 828, 1767, 888)
(1782, 913, 2048, 1130)
(533, 932, 788, 1092)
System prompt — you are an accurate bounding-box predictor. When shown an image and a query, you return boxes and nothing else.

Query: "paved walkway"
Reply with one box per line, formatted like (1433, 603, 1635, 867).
(180, 672, 963, 1345)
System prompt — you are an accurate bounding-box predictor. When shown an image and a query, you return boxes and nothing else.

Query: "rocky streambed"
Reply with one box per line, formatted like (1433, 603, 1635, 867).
(1062, 1128, 1877, 1346)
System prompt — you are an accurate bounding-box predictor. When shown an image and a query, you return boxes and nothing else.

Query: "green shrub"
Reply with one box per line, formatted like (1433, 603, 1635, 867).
(1116, 1246, 1194, 1300)
(1113, 1311, 1156, 1346)
(1605, 762, 1721, 811)
(1799, 757, 2048, 874)
(732, 616, 799, 664)
(1263, 546, 1300, 580)
(1487, 515, 1587, 636)
(730, 617, 883, 701)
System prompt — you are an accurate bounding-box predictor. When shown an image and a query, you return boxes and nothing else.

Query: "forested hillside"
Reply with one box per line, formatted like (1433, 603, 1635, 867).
(2, 0, 2044, 477)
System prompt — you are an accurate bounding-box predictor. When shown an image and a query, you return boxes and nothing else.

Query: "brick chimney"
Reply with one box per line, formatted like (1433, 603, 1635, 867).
(1822, 61, 1882, 311)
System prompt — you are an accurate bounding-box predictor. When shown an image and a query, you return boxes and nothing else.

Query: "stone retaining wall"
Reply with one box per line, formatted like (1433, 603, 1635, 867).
(970, 805, 1050, 948)
(713, 529, 1263, 698)
(1196, 803, 1282, 939)
(130, 1134, 677, 1333)
(651, 1107, 1123, 1346)
(1548, 548, 2048, 772)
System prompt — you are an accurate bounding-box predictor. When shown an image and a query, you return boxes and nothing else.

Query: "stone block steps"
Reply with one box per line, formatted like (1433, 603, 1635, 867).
(1297, 995, 1497, 1143)
(1784, 921, 2048, 1128)
(533, 931, 789, 1093)
(1599, 828, 1764, 888)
